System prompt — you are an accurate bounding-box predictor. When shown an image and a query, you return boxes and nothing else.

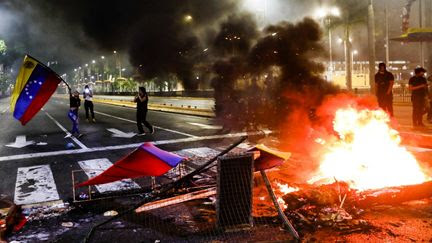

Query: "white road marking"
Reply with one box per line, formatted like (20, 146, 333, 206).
(165, 147, 221, 178)
(6, 135, 35, 148)
(174, 147, 220, 158)
(14, 164, 60, 205)
(107, 128, 136, 138)
(188, 122, 222, 130)
(94, 111, 198, 138)
(0, 131, 268, 162)
(43, 110, 88, 149)
(1, 107, 8, 114)
(77, 158, 140, 193)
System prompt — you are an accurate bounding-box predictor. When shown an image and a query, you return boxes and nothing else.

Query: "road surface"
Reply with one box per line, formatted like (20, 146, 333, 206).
(0, 96, 257, 208)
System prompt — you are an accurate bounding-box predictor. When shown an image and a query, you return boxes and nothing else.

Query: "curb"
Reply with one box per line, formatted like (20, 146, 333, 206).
(54, 95, 215, 118)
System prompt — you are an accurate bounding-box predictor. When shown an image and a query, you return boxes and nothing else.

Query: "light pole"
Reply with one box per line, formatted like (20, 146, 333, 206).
(315, 6, 340, 80)
(101, 56, 105, 80)
(351, 50, 358, 74)
(85, 63, 89, 83)
(113, 50, 122, 78)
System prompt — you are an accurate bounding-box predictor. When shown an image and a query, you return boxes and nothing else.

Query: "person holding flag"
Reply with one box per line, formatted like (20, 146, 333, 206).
(65, 89, 83, 138)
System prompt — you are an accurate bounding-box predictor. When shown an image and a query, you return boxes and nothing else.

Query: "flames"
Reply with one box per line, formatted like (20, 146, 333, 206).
(308, 107, 430, 191)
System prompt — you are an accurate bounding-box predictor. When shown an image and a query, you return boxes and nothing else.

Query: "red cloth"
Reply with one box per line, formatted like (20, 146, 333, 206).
(77, 143, 184, 187)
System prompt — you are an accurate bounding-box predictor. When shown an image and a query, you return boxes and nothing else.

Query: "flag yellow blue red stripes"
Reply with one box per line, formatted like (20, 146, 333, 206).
(10, 55, 62, 125)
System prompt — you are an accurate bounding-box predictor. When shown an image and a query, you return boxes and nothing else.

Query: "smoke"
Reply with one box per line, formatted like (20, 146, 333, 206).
(0, 0, 239, 84)
(211, 17, 339, 130)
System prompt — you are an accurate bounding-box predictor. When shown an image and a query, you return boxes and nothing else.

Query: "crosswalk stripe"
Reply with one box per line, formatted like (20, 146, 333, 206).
(173, 147, 220, 158)
(77, 158, 140, 193)
(164, 147, 220, 179)
(14, 164, 60, 205)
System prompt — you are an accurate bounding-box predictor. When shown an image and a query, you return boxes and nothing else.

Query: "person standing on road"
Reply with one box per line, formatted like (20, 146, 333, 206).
(83, 85, 96, 122)
(427, 76, 432, 123)
(375, 63, 394, 117)
(134, 87, 154, 135)
(66, 89, 83, 138)
(409, 67, 428, 127)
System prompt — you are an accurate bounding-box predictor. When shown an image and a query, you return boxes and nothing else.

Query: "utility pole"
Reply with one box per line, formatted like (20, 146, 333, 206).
(385, 2, 390, 65)
(425, 0, 432, 71)
(344, 26, 352, 90)
(368, 0, 376, 94)
(328, 18, 333, 79)
(420, 0, 425, 67)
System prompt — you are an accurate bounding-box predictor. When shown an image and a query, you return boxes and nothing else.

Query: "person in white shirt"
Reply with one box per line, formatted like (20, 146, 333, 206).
(83, 85, 96, 122)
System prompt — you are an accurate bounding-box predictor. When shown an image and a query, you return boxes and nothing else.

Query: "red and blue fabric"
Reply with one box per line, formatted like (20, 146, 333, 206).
(77, 143, 185, 187)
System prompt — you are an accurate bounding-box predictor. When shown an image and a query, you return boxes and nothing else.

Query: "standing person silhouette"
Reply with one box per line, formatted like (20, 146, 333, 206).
(375, 63, 394, 116)
(83, 85, 96, 122)
(134, 87, 154, 135)
(66, 89, 83, 138)
(409, 67, 428, 127)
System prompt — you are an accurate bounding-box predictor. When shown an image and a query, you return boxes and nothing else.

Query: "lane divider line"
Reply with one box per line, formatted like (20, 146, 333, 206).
(43, 109, 88, 149)
(0, 131, 271, 162)
(94, 110, 198, 138)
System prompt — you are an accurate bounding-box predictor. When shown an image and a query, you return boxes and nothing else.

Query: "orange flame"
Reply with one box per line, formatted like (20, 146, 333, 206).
(309, 107, 430, 191)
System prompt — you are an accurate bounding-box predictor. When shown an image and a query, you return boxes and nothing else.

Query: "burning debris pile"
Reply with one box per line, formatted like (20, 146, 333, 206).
(253, 94, 432, 235)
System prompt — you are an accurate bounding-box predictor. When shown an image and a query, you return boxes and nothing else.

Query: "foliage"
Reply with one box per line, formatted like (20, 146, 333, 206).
(0, 40, 6, 55)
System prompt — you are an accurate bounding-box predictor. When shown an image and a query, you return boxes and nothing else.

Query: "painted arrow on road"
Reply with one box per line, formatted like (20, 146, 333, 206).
(107, 128, 136, 138)
(6, 135, 35, 148)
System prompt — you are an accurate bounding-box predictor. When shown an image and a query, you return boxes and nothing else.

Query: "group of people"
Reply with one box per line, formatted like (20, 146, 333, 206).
(66, 86, 153, 138)
(375, 63, 432, 127)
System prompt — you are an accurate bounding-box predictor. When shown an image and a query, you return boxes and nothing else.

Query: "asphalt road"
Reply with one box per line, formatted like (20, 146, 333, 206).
(0, 96, 254, 208)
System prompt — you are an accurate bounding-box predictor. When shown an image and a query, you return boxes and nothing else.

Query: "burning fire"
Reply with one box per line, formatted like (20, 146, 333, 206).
(276, 182, 299, 209)
(309, 107, 430, 191)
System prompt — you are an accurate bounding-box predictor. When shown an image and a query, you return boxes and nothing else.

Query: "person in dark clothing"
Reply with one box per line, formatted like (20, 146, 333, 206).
(427, 76, 432, 123)
(66, 89, 83, 138)
(409, 67, 428, 127)
(83, 85, 96, 122)
(375, 63, 394, 116)
(134, 87, 154, 135)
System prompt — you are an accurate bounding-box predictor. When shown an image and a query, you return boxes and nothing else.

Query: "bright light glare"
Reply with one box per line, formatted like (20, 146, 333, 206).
(184, 15, 193, 23)
(314, 7, 327, 18)
(330, 7, 340, 17)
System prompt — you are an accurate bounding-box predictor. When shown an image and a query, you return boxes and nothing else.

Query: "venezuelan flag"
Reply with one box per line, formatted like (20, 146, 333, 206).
(10, 55, 62, 125)
(77, 143, 184, 187)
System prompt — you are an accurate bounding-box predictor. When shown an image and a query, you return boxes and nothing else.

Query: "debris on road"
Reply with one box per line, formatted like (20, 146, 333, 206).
(61, 222, 74, 228)
(23, 202, 72, 221)
(103, 210, 118, 217)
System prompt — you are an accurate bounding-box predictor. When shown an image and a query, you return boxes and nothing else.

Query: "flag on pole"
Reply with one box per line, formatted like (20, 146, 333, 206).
(10, 55, 62, 125)
(77, 143, 184, 187)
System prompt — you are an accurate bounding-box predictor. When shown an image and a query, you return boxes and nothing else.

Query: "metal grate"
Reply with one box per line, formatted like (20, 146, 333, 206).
(216, 153, 254, 229)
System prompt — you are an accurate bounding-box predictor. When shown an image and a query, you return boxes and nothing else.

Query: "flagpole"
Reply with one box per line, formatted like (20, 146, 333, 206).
(25, 54, 72, 91)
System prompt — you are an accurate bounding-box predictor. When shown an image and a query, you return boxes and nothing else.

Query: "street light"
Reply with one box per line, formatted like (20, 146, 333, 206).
(101, 56, 106, 80)
(314, 6, 340, 79)
(184, 15, 193, 23)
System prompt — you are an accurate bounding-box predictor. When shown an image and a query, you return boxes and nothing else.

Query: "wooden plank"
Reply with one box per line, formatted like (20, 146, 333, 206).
(135, 187, 216, 213)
